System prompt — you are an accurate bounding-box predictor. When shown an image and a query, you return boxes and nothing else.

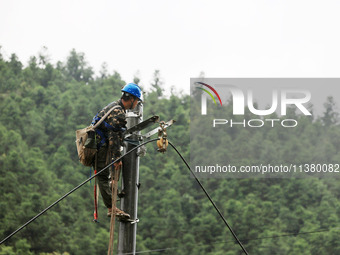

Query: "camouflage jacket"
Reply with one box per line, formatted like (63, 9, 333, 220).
(95, 100, 126, 160)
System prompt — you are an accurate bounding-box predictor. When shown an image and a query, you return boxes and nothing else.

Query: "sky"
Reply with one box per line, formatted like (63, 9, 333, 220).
(1, 0, 340, 95)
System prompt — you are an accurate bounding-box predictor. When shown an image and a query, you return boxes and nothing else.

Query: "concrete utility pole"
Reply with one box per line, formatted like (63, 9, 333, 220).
(116, 102, 172, 254)
(117, 102, 142, 255)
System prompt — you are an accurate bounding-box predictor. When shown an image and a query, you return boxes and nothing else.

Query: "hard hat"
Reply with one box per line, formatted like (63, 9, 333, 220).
(121, 83, 143, 102)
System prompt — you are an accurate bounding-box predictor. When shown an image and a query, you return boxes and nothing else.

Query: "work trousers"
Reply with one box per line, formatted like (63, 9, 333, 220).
(95, 146, 114, 209)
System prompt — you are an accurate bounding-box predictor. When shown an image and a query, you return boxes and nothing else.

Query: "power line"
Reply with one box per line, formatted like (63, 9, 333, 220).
(121, 227, 340, 254)
(0, 138, 159, 245)
(1, 139, 248, 255)
(168, 141, 249, 255)
(236, 227, 340, 242)
(4, 138, 332, 255)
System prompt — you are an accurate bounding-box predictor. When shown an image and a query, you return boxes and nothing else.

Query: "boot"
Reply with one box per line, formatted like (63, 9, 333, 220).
(107, 207, 130, 218)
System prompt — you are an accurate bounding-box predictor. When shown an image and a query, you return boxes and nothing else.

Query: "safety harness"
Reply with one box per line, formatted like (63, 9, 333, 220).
(91, 105, 126, 150)
(91, 104, 125, 223)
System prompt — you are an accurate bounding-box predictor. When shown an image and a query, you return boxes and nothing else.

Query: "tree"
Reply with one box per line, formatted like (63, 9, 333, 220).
(9, 53, 22, 75)
(1, 48, 340, 255)
(65, 49, 93, 82)
(150, 70, 164, 97)
(321, 96, 339, 126)
(99, 62, 108, 79)
(133, 70, 141, 85)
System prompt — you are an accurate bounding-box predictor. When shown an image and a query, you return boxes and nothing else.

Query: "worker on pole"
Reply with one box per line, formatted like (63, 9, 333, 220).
(92, 83, 143, 218)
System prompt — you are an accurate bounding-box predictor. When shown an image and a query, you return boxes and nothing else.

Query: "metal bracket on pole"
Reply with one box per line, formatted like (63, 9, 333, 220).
(125, 111, 142, 118)
(142, 119, 176, 140)
(125, 116, 159, 134)
(124, 115, 159, 140)
(137, 145, 147, 157)
(118, 218, 139, 225)
(124, 118, 175, 142)
(130, 218, 139, 225)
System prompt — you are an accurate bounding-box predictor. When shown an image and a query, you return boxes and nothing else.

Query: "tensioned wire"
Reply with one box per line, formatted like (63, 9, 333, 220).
(0, 139, 248, 254)
(0, 138, 153, 245)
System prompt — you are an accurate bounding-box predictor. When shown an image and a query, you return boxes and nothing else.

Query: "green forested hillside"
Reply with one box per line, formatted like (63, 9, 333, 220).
(0, 49, 339, 255)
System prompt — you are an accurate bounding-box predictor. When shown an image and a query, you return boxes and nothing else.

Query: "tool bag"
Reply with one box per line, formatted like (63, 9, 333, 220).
(75, 105, 119, 166)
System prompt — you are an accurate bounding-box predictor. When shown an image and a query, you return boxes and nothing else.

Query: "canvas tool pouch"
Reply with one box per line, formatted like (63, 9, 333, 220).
(76, 127, 97, 166)
(75, 105, 119, 166)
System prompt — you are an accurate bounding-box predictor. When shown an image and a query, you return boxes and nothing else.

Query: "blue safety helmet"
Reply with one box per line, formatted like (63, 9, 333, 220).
(121, 83, 143, 102)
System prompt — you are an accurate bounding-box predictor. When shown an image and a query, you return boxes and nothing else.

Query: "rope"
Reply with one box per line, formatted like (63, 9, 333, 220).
(108, 164, 119, 255)
(168, 141, 249, 255)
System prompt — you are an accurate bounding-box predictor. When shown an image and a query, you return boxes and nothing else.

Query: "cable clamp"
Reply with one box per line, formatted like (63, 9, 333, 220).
(157, 121, 168, 153)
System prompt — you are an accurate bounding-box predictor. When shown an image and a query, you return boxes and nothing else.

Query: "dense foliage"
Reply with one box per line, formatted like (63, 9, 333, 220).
(0, 49, 339, 255)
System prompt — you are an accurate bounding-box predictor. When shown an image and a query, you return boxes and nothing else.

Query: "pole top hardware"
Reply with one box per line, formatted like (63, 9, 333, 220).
(130, 218, 139, 225)
(118, 218, 139, 225)
(125, 115, 159, 134)
(125, 111, 141, 118)
(124, 117, 176, 143)
(142, 119, 176, 140)
(157, 121, 169, 153)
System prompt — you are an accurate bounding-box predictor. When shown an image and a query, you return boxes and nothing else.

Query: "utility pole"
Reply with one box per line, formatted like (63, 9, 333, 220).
(117, 102, 174, 254)
(117, 102, 142, 255)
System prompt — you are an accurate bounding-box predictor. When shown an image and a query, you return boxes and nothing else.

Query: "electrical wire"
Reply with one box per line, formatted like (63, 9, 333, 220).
(0, 138, 159, 245)
(4, 138, 331, 255)
(168, 141, 249, 255)
(1, 138, 248, 255)
(121, 227, 340, 254)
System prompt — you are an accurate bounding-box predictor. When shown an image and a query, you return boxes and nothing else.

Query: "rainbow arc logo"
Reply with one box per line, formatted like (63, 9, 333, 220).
(195, 82, 222, 106)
